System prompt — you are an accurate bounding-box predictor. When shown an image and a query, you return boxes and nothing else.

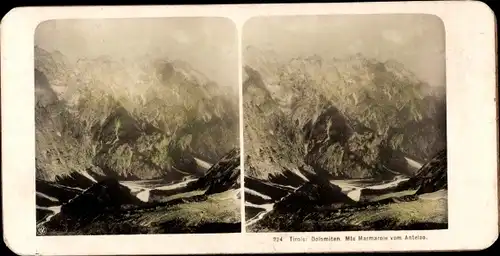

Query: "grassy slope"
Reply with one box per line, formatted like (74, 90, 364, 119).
(154, 189, 241, 226)
(345, 194, 447, 228)
(246, 148, 448, 232)
(249, 150, 448, 232)
(247, 190, 447, 232)
(38, 148, 242, 235)
(42, 189, 241, 235)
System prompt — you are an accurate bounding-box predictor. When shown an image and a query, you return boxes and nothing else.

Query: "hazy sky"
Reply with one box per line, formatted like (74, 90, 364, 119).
(35, 18, 238, 88)
(243, 14, 446, 87)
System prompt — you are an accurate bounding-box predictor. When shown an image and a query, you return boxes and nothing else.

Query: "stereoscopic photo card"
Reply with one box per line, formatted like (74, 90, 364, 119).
(242, 14, 448, 233)
(32, 17, 241, 236)
(1, 2, 498, 255)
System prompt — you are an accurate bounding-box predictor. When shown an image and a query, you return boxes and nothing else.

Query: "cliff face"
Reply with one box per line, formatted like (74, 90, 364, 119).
(401, 148, 447, 194)
(190, 148, 241, 195)
(243, 47, 446, 181)
(35, 46, 239, 182)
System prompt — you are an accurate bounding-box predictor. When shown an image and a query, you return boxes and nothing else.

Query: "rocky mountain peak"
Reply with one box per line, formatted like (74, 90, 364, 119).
(243, 48, 446, 181)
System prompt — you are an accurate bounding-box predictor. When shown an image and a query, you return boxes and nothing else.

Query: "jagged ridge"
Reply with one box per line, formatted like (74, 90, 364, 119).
(243, 47, 446, 180)
(35, 46, 239, 182)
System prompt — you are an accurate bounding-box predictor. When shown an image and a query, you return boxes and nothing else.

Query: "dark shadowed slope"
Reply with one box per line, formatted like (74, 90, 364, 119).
(41, 178, 144, 233)
(59, 179, 144, 218)
(189, 148, 241, 195)
(148, 148, 241, 202)
(397, 148, 447, 194)
(246, 148, 447, 232)
(360, 148, 447, 199)
(38, 147, 242, 235)
(36, 145, 242, 235)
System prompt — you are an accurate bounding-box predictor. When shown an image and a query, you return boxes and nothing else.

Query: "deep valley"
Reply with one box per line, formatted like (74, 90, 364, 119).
(35, 44, 241, 235)
(242, 47, 447, 232)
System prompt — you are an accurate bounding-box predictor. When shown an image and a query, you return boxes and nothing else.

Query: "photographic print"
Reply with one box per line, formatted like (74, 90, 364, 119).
(1, 2, 497, 255)
(34, 18, 241, 235)
(242, 14, 448, 232)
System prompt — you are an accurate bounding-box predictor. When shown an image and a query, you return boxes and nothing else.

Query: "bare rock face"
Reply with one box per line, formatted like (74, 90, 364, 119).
(35, 69, 59, 106)
(405, 149, 447, 194)
(35, 47, 239, 183)
(268, 169, 308, 189)
(243, 49, 446, 181)
(189, 148, 241, 195)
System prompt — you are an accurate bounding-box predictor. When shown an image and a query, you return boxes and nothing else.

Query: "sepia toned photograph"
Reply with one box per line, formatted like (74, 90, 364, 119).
(242, 14, 448, 232)
(34, 18, 241, 235)
(1, 2, 497, 255)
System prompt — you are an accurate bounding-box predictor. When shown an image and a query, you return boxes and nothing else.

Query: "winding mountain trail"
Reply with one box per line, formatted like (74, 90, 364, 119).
(331, 175, 411, 201)
(36, 158, 215, 229)
(122, 178, 196, 201)
(120, 159, 213, 202)
(366, 176, 410, 190)
(121, 177, 201, 202)
(152, 178, 198, 191)
(245, 158, 423, 228)
(120, 158, 213, 202)
(330, 157, 421, 201)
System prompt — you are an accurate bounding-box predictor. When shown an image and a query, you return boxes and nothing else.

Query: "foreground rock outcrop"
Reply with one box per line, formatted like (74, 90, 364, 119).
(397, 148, 447, 194)
(189, 148, 241, 195)
(60, 179, 144, 218)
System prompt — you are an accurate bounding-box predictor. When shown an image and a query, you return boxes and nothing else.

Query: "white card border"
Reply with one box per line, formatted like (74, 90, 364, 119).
(1, 2, 498, 255)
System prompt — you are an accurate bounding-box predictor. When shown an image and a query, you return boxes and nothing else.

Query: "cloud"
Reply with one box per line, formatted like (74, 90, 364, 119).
(382, 30, 404, 44)
(35, 18, 238, 89)
(171, 30, 192, 44)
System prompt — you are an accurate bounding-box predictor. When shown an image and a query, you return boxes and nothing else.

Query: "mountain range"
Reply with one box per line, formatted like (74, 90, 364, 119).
(35, 46, 239, 182)
(242, 46, 447, 232)
(35, 46, 241, 234)
(243, 46, 446, 181)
